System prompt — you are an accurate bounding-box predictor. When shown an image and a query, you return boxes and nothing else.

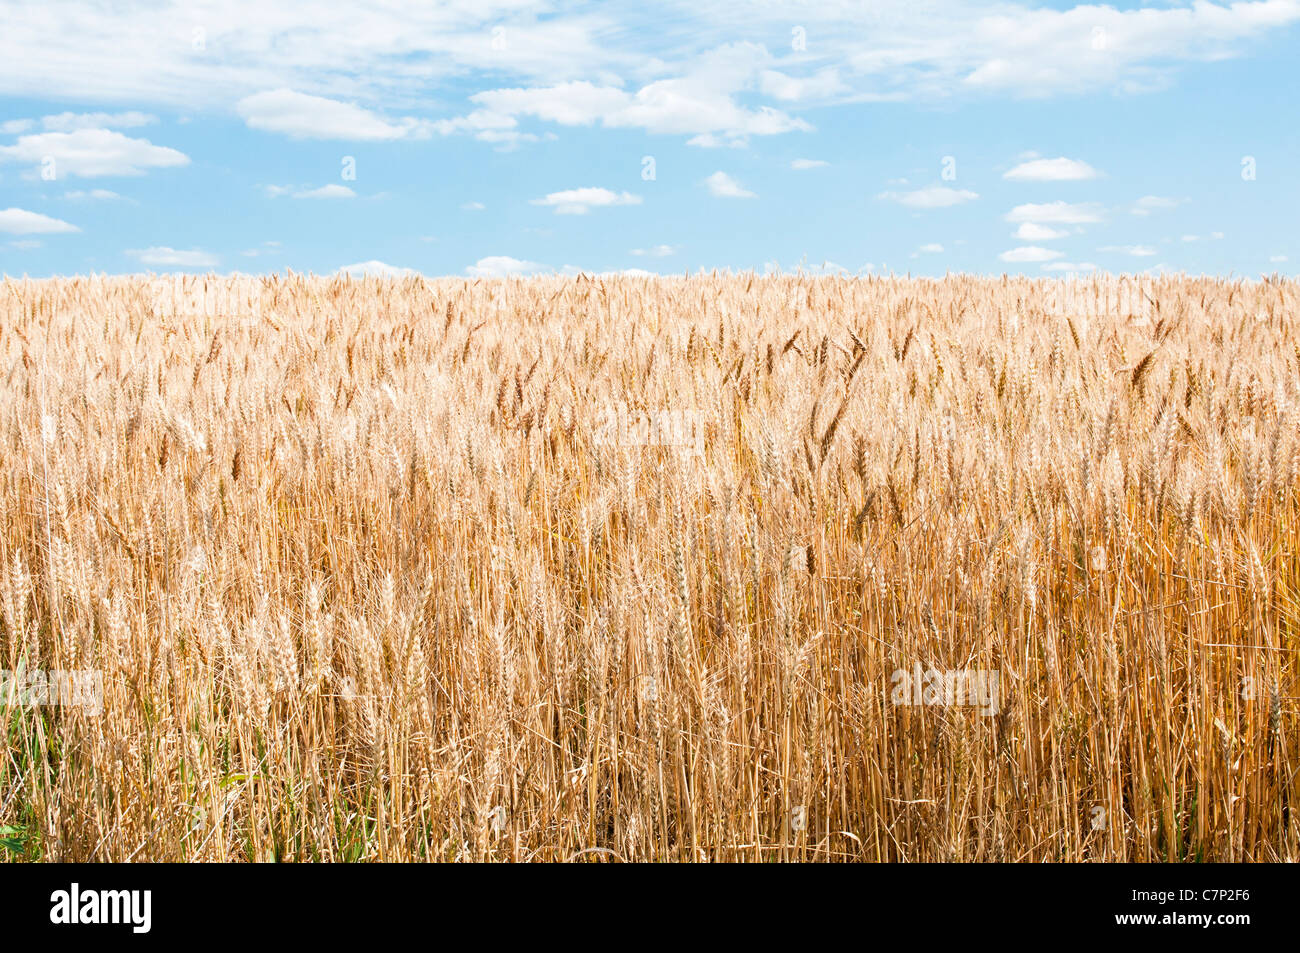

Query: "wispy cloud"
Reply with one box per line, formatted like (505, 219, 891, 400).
(1099, 244, 1158, 256)
(879, 186, 978, 208)
(237, 89, 433, 141)
(39, 111, 156, 132)
(4, 2, 1293, 113)
(265, 184, 356, 199)
(126, 246, 218, 268)
(62, 188, 124, 201)
(999, 246, 1065, 263)
(1130, 195, 1184, 216)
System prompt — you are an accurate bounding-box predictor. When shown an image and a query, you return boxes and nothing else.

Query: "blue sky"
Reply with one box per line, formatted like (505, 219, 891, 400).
(1, 0, 1296, 278)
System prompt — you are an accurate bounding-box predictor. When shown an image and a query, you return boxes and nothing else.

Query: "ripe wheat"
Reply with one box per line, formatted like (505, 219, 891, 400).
(0, 271, 1295, 861)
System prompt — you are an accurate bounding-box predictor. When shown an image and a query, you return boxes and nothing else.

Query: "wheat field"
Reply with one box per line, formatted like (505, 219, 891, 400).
(0, 272, 1296, 861)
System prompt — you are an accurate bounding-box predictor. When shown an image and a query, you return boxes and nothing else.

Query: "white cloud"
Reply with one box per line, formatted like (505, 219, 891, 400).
(878, 186, 978, 208)
(470, 46, 813, 147)
(951, 1, 1300, 97)
(1005, 201, 1104, 224)
(338, 260, 418, 277)
(0, 207, 79, 234)
(1100, 244, 1158, 256)
(264, 183, 356, 199)
(999, 246, 1065, 263)
(631, 245, 677, 257)
(241, 241, 281, 258)
(237, 89, 432, 141)
(8, 239, 41, 249)
(40, 111, 156, 132)
(705, 171, 756, 198)
(298, 184, 355, 199)
(1131, 195, 1183, 215)
(791, 158, 829, 170)
(759, 68, 849, 102)
(0, 128, 188, 177)
(917, 243, 944, 253)
(1003, 157, 1099, 181)
(62, 188, 123, 200)
(1, 1, 1296, 121)
(1269, 254, 1288, 263)
(1014, 222, 1068, 240)
(466, 255, 548, 277)
(426, 109, 535, 147)
(1043, 261, 1098, 272)
(461, 201, 486, 211)
(126, 246, 218, 268)
(530, 187, 641, 214)
(3, 112, 156, 135)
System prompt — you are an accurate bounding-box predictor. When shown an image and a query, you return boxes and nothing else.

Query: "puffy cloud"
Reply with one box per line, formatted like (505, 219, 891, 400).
(1014, 223, 1069, 240)
(1003, 157, 1099, 181)
(1005, 201, 1103, 224)
(338, 260, 418, 277)
(470, 51, 812, 147)
(1, 2, 1296, 115)
(0, 207, 79, 234)
(530, 187, 641, 214)
(758, 68, 849, 102)
(705, 171, 756, 198)
(0, 128, 188, 177)
(465, 255, 548, 277)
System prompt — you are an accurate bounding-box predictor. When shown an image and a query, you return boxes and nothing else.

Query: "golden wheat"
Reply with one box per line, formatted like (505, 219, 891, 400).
(0, 271, 1296, 861)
